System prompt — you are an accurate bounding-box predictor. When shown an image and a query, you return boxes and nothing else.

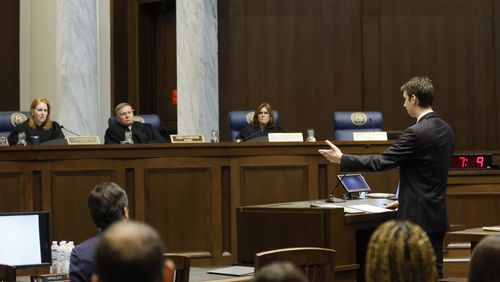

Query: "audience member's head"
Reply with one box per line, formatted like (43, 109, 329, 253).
(253, 262, 308, 282)
(469, 235, 500, 282)
(365, 220, 436, 282)
(92, 221, 173, 282)
(88, 182, 129, 231)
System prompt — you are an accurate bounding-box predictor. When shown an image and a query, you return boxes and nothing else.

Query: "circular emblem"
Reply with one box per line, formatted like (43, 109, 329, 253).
(246, 112, 254, 125)
(10, 112, 27, 127)
(133, 116, 145, 123)
(350, 112, 368, 126)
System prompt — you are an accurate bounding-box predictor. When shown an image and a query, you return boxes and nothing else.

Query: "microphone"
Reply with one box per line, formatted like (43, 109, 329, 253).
(61, 125, 81, 136)
(239, 127, 265, 142)
(368, 118, 375, 131)
(326, 143, 371, 203)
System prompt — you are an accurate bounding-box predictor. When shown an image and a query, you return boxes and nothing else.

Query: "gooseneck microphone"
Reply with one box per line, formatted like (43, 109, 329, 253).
(368, 118, 375, 131)
(239, 127, 265, 142)
(326, 143, 371, 203)
(60, 125, 81, 136)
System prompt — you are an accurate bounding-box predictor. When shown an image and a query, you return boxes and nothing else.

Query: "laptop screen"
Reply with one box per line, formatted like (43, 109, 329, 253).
(337, 174, 371, 193)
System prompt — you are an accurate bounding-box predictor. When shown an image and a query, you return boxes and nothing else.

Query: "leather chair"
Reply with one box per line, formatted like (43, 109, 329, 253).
(108, 114, 161, 131)
(228, 110, 279, 141)
(254, 247, 336, 282)
(333, 111, 383, 141)
(0, 111, 30, 137)
(164, 254, 190, 282)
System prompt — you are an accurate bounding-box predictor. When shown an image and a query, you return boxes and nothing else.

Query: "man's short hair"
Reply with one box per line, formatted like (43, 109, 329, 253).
(400, 76, 434, 107)
(94, 221, 165, 282)
(114, 103, 132, 116)
(88, 182, 128, 230)
(253, 262, 308, 282)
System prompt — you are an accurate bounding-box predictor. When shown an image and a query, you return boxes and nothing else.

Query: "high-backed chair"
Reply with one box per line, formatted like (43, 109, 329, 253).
(254, 247, 336, 282)
(164, 254, 190, 282)
(108, 114, 161, 131)
(0, 264, 16, 282)
(228, 110, 279, 141)
(0, 111, 30, 137)
(333, 111, 383, 141)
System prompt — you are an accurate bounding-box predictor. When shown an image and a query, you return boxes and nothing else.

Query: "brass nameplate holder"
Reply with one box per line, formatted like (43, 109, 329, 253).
(170, 134, 205, 143)
(0, 136, 9, 146)
(66, 136, 101, 145)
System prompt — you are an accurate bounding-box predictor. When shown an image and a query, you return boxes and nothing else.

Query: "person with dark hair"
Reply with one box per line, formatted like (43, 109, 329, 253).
(91, 221, 174, 282)
(319, 76, 454, 278)
(104, 102, 166, 144)
(469, 235, 500, 282)
(365, 220, 437, 282)
(236, 102, 284, 141)
(69, 182, 129, 282)
(8, 97, 65, 145)
(253, 262, 308, 282)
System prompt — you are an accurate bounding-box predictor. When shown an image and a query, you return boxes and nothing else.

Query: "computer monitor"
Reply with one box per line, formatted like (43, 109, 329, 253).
(337, 173, 371, 193)
(0, 211, 51, 268)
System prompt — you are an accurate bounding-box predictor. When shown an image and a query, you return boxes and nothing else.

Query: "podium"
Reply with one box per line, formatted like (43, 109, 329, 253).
(237, 199, 395, 282)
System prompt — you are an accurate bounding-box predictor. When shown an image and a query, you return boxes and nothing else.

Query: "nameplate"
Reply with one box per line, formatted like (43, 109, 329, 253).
(31, 273, 70, 282)
(353, 131, 388, 141)
(268, 132, 304, 142)
(66, 136, 101, 145)
(0, 136, 9, 146)
(170, 134, 205, 143)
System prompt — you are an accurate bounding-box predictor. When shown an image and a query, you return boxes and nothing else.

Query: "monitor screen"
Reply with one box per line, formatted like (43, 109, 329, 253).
(0, 212, 51, 268)
(338, 174, 371, 193)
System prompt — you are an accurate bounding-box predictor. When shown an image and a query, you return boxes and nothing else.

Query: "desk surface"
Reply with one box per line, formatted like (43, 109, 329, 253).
(447, 227, 500, 242)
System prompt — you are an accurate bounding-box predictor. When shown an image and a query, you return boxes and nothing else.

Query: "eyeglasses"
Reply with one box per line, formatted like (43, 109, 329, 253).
(258, 111, 269, 115)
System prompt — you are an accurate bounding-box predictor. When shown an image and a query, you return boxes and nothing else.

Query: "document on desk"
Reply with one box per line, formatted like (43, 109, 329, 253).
(207, 266, 254, 276)
(347, 204, 392, 213)
(309, 202, 365, 214)
(482, 226, 500, 232)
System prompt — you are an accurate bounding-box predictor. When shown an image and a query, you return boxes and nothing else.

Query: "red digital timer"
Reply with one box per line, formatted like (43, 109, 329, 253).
(450, 154, 492, 169)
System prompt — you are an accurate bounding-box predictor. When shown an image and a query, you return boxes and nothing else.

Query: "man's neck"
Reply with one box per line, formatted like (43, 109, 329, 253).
(416, 108, 433, 122)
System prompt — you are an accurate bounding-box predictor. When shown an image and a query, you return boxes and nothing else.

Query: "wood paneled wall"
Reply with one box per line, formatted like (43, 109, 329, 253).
(0, 0, 19, 110)
(218, 0, 500, 150)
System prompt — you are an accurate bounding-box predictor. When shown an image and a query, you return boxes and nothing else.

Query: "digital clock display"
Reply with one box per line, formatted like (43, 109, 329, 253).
(450, 154, 493, 169)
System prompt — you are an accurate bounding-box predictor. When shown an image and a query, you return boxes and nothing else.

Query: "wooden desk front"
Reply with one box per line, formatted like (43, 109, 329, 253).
(0, 141, 397, 268)
(236, 199, 396, 282)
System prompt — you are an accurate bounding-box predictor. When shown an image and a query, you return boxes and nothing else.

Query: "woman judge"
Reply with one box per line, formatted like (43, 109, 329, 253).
(8, 98, 65, 145)
(236, 102, 284, 141)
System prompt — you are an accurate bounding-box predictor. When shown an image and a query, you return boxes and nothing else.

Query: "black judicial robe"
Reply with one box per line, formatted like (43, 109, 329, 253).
(8, 120, 65, 145)
(104, 121, 166, 144)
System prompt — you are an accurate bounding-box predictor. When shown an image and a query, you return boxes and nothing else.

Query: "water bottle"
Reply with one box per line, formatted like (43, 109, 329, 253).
(50, 241, 59, 274)
(65, 241, 75, 272)
(57, 241, 67, 273)
(306, 129, 316, 142)
(122, 131, 134, 144)
(17, 132, 27, 146)
(210, 130, 219, 143)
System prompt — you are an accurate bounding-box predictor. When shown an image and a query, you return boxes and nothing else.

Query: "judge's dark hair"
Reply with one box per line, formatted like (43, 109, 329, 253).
(88, 182, 128, 230)
(252, 102, 276, 128)
(400, 76, 434, 108)
(469, 235, 500, 282)
(253, 262, 308, 282)
(94, 221, 165, 282)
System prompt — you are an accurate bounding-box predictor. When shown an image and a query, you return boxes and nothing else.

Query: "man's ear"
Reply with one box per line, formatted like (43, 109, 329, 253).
(123, 207, 129, 220)
(162, 259, 176, 282)
(91, 273, 100, 282)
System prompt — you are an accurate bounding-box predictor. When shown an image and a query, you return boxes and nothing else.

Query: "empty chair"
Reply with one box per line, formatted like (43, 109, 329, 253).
(254, 247, 336, 282)
(228, 110, 279, 141)
(0, 111, 30, 137)
(333, 111, 383, 141)
(164, 254, 190, 282)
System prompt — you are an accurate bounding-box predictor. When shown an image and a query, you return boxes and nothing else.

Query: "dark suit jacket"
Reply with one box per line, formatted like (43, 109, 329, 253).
(69, 233, 103, 282)
(104, 121, 166, 144)
(340, 112, 454, 233)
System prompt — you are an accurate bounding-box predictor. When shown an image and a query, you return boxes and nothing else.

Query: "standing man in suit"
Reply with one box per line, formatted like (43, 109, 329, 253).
(319, 76, 454, 278)
(104, 102, 166, 144)
(69, 182, 129, 282)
